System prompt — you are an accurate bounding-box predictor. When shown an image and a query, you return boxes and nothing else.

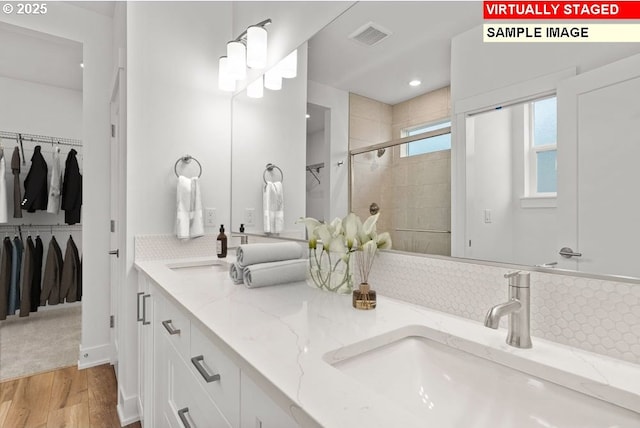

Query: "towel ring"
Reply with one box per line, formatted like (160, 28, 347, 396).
(174, 155, 202, 178)
(263, 163, 283, 184)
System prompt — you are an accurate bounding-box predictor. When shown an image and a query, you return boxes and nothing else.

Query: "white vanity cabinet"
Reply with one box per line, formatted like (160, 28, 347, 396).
(137, 274, 155, 427)
(136, 271, 299, 428)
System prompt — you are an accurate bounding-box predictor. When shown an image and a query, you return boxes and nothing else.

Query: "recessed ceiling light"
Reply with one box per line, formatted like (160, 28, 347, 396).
(409, 79, 421, 87)
(306, 114, 310, 119)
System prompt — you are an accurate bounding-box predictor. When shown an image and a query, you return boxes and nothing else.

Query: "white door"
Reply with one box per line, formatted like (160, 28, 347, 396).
(557, 53, 640, 277)
(109, 65, 125, 365)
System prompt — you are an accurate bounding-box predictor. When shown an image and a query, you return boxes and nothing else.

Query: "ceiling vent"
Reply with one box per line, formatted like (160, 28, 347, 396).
(348, 22, 392, 47)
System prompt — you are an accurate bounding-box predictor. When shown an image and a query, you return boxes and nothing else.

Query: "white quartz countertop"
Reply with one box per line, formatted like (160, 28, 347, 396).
(135, 256, 640, 428)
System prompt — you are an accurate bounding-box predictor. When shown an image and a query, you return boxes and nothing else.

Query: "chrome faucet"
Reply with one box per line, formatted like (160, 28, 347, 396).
(484, 271, 532, 349)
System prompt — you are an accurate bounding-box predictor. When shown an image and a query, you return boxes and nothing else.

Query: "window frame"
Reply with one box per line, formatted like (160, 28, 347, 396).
(400, 119, 452, 158)
(525, 96, 557, 198)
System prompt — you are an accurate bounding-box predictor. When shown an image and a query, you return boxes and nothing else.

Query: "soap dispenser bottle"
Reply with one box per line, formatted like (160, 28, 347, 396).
(217, 224, 227, 258)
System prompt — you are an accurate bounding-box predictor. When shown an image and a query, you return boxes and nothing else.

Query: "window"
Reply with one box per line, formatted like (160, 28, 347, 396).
(401, 120, 451, 157)
(527, 97, 557, 196)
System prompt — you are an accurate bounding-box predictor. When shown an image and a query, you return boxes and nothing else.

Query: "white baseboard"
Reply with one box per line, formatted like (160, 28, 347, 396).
(78, 343, 113, 370)
(117, 387, 141, 426)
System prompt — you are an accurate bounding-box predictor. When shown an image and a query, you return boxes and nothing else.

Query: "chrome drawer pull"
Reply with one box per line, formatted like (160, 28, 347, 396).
(190, 355, 221, 383)
(142, 294, 151, 325)
(162, 319, 181, 335)
(136, 292, 144, 322)
(178, 407, 193, 428)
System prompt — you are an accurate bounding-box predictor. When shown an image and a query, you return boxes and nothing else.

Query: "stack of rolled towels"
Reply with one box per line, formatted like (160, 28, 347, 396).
(229, 242, 308, 288)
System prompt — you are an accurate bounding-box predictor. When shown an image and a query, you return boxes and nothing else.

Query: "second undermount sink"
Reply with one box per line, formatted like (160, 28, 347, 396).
(167, 260, 228, 277)
(324, 326, 639, 428)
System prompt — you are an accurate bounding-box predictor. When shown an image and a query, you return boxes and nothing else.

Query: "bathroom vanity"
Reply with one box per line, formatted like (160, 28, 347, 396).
(134, 254, 640, 428)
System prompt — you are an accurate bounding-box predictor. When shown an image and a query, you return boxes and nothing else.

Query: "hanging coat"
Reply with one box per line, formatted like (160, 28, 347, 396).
(0, 148, 8, 223)
(62, 149, 82, 225)
(0, 237, 13, 320)
(11, 147, 22, 219)
(8, 237, 23, 315)
(22, 145, 49, 212)
(60, 236, 80, 303)
(18, 237, 34, 317)
(30, 236, 43, 312)
(40, 236, 63, 306)
(47, 147, 62, 214)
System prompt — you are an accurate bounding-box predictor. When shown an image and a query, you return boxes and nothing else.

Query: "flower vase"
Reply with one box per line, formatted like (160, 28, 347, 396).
(306, 247, 354, 294)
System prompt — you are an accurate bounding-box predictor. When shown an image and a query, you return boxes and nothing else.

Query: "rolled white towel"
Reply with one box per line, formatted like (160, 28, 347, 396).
(242, 259, 308, 289)
(229, 262, 244, 285)
(236, 242, 302, 267)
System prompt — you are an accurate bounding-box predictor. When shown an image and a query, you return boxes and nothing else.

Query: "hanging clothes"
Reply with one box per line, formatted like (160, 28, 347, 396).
(18, 237, 34, 317)
(47, 146, 62, 214)
(0, 237, 12, 320)
(7, 236, 23, 315)
(60, 235, 80, 303)
(11, 147, 22, 219)
(0, 148, 8, 223)
(61, 149, 82, 225)
(30, 236, 43, 312)
(40, 236, 63, 306)
(22, 145, 49, 212)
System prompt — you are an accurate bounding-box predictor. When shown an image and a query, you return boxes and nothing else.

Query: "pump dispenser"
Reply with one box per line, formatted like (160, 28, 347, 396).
(217, 224, 227, 258)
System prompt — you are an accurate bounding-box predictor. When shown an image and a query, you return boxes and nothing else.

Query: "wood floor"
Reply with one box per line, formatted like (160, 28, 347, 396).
(0, 364, 141, 428)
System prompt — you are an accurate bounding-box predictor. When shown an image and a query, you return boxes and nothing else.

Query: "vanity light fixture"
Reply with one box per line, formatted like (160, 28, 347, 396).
(409, 79, 422, 87)
(306, 114, 311, 119)
(218, 56, 236, 92)
(247, 75, 264, 98)
(226, 40, 247, 80)
(247, 25, 268, 69)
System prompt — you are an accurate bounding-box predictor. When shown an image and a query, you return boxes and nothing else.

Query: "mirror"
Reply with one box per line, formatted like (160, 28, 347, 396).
(231, 44, 308, 239)
(231, 1, 640, 281)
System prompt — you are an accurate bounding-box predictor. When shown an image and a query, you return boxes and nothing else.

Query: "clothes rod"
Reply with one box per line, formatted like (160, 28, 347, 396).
(0, 131, 83, 147)
(0, 224, 82, 230)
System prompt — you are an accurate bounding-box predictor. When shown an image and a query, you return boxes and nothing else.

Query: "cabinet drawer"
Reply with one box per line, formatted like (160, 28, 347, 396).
(240, 374, 298, 428)
(189, 322, 241, 428)
(162, 334, 232, 428)
(156, 292, 191, 361)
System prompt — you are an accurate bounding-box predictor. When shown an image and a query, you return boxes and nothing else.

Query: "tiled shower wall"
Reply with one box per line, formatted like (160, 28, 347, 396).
(349, 89, 452, 255)
(371, 250, 640, 365)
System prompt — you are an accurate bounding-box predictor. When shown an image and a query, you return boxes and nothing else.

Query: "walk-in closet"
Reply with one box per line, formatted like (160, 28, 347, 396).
(0, 22, 84, 382)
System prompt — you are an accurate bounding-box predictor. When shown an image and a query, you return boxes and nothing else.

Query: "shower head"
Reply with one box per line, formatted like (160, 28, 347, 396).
(377, 148, 386, 158)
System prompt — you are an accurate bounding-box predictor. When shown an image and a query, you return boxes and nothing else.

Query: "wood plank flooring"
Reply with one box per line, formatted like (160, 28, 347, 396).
(0, 364, 141, 428)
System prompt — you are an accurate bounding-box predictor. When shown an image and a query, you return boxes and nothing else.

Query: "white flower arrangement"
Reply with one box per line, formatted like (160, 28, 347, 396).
(297, 213, 392, 292)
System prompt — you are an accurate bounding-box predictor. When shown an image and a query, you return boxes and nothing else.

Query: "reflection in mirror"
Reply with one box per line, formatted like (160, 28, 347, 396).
(231, 44, 308, 239)
(306, 103, 329, 222)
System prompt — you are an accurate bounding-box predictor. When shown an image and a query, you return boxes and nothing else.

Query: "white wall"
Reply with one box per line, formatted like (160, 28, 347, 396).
(232, 44, 308, 237)
(0, 2, 114, 369)
(307, 80, 349, 221)
(125, 1, 233, 421)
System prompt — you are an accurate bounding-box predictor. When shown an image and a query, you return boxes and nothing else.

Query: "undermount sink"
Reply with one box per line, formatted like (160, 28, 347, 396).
(167, 260, 228, 276)
(325, 326, 639, 428)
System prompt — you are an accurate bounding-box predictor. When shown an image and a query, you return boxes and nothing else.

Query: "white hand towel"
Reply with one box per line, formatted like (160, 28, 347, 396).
(0, 153, 7, 223)
(47, 147, 62, 214)
(190, 177, 204, 238)
(236, 242, 302, 267)
(176, 175, 204, 239)
(263, 181, 284, 234)
(242, 259, 308, 288)
(176, 175, 192, 239)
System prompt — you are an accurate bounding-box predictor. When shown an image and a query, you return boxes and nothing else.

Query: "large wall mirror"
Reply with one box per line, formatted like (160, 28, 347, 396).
(231, 1, 640, 282)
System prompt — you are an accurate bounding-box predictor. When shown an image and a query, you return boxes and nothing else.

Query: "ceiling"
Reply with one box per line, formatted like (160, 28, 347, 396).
(308, 1, 482, 105)
(66, 1, 115, 17)
(0, 21, 83, 91)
